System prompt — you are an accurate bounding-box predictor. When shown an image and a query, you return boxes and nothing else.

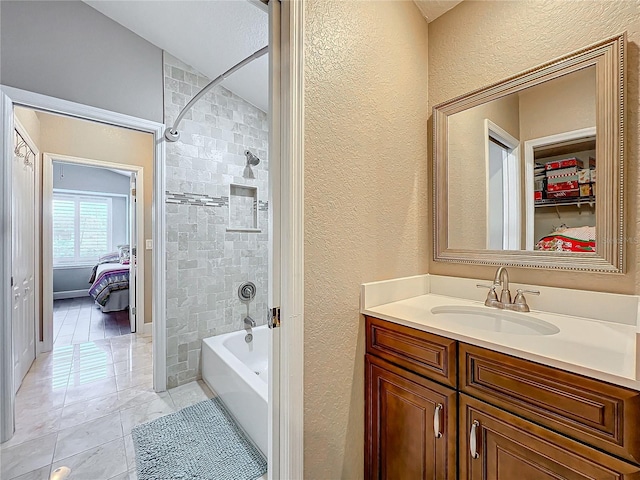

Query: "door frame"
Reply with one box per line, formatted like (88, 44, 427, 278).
(42, 153, 145, 346)
(484, 119, 521, 250)
(276, 0, 305, 478)
(0, 85, 167, 443)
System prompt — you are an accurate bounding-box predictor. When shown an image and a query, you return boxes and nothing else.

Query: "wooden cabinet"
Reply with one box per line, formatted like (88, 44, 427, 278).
(459, 394, 640, 480)
(459, 343, 640, 464)
(366, 315, 457, 388)
(366, 354, 456, 480)
(365, 316, 640, 480)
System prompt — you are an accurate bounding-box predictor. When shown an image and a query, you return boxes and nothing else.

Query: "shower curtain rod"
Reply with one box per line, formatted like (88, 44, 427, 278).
(164, 45, 269, 142)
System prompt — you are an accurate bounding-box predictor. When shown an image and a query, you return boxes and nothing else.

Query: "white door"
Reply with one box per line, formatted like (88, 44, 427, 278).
(487, 137, 507, 250)
(11, 129, 36, 393)
(129, 173, 137, 333)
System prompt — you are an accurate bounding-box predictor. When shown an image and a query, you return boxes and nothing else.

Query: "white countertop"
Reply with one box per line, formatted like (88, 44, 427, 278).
(361, 275, 640, 391)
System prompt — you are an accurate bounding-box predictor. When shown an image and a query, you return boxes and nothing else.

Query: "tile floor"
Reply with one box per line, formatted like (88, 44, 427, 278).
(53, 297, 132, 347)
(1, 333, 215, 480)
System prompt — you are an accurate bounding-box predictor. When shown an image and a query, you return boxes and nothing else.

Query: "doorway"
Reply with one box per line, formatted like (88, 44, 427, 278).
(0, 90, 167, 455)
(484, 119, 521, 250)
(42, 153, 146, 350)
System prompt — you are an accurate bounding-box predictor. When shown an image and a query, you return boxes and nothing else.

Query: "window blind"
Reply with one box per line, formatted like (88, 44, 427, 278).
(53, 193, 112, 266)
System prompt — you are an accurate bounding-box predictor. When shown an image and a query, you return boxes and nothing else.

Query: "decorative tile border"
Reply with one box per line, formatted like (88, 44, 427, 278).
(166, 191, 269, 211)
(165, 191, 228, 207)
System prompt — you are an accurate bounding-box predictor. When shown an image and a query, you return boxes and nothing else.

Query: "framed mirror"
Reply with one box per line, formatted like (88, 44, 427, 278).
(433, 33, 625, 273)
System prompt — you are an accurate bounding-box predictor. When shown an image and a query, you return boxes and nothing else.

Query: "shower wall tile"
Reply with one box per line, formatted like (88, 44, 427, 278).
(163, 52, 269, 388)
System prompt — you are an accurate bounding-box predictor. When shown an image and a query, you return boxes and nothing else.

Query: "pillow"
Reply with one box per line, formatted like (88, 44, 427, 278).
(118, 245, 131, 265)
(98, 252, 120, 264)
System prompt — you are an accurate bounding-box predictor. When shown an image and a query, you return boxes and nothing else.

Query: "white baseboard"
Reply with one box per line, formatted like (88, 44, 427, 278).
(53, 290, 90, 300)
(142, 322, 152, 336)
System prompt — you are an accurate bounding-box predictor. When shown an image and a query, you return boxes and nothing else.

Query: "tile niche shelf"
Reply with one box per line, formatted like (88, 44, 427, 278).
(227, 184, 261, 233)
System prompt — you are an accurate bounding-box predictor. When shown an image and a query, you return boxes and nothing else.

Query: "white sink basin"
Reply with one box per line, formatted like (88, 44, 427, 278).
(431, 306, 560, 336)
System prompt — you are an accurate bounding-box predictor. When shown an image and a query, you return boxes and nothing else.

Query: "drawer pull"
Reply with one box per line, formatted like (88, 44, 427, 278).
(470, 420, 480, 459)
(434, 403, 443, 438)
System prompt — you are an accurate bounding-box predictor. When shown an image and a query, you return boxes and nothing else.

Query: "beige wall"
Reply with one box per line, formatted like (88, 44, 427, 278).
(448, 95, 520, 249)
(429, 0, 640, 294)
(303, 0, 429, 478)
(518, 66, 596, 142)
(36, 111, 155, 324)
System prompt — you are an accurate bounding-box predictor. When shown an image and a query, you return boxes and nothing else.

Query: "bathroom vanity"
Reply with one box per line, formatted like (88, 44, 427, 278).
(362, 275, 640, 479)
(365, 31, 636, 479)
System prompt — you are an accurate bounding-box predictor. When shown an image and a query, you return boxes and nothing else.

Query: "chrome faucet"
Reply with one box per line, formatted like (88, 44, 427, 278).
(244, 315, 256, 328)
(477, 267, 540, 312)
(494, 266, 512, 305)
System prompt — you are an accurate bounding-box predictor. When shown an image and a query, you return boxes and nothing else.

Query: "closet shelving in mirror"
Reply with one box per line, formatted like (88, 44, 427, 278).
(534, 196, 595, 208)
(533, 135, 596, 211)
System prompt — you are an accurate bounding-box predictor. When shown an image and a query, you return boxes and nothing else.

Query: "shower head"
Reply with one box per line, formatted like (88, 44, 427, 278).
(244, 150, 261, 166)
(243, 150, 260, 179)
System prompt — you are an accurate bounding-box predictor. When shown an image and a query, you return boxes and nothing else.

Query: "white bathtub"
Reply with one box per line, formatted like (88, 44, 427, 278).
(201, 325, 268, 456)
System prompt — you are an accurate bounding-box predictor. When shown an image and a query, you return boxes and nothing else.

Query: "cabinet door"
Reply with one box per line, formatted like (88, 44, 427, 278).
(366, 354, 456, 480)
(460, 394, 640, 480)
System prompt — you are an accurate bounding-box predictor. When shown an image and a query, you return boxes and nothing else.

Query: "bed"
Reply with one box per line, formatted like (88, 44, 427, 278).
(88, 251, 130, 313)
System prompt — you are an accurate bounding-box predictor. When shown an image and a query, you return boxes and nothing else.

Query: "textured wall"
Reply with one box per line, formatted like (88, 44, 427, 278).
(37, 111, 155, 323)
(448, 95, 520, 249)
(0, 1, 163, 122)
(518, 67, 596, 142)
(163, 53, 269, 388)
(304, 1, 429, 478)
(429, 0, 640, 294)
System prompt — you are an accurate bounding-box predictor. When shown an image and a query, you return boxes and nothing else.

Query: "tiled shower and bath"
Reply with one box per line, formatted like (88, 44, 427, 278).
(163, 52, 270, 389)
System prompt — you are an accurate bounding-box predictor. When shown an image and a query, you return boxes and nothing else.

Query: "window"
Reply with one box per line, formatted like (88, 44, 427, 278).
(52, 193, 112, 266)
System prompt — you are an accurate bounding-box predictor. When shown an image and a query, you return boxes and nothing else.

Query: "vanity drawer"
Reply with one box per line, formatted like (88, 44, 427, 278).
(365, 316, 456, 387)
(459, 343, 640, 464)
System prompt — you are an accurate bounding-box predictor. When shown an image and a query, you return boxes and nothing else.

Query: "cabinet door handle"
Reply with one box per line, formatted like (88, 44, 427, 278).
(433, 403, 443, 438)
(470, 420, 480, 459)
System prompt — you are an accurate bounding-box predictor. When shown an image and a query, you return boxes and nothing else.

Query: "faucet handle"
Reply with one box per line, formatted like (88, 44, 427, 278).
(477, 284, 499, 307)
(512, 289, 540, 312)
(517, 289, 540, 296)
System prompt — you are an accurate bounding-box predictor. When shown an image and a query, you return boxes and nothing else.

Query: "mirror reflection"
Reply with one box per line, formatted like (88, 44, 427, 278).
(447, 67, 596, 253)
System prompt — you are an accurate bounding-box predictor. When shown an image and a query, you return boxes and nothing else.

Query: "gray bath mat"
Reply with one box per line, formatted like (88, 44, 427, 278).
(132, 397, 267, 480)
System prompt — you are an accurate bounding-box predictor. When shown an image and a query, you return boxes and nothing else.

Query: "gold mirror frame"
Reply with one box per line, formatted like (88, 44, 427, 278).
(433, 33, 625, 273)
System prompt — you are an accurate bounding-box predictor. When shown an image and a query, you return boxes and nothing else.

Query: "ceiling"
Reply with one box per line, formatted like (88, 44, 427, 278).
(84, 1, 269, 112)
(413, 0, 464, 22)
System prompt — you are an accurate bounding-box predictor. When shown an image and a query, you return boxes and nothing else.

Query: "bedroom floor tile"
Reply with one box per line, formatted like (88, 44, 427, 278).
(4, 332, 156, 479)
(53, 298, 133, 347)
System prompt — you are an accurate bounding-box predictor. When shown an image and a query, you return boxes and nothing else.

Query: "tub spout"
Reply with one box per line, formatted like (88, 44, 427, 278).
(244, 315, 256, 328)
